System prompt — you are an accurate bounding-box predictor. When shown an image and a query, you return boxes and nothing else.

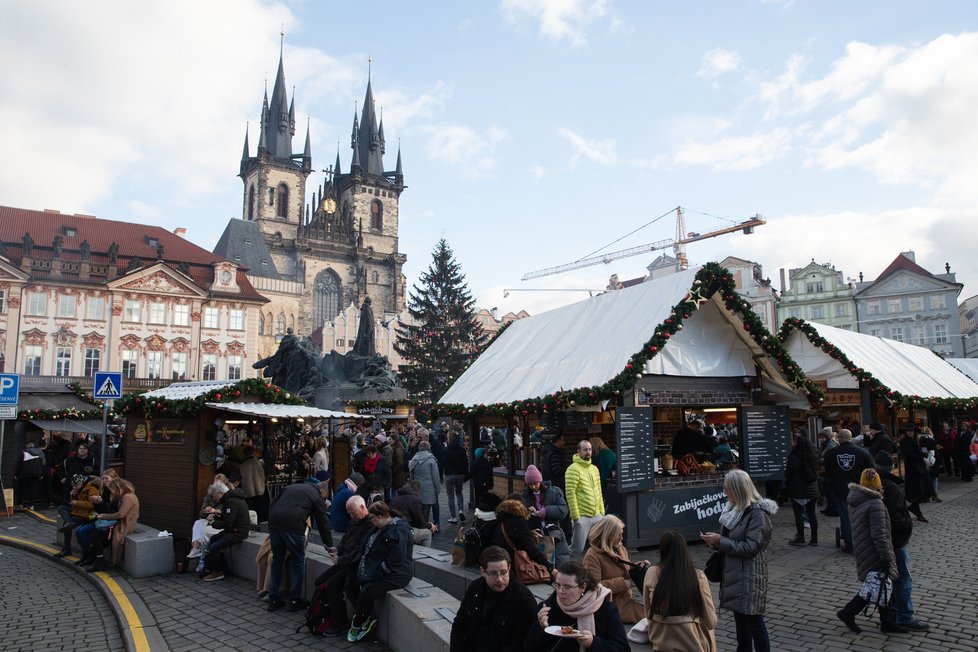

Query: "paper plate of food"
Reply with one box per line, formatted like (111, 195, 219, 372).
(545, 625, 581, 637)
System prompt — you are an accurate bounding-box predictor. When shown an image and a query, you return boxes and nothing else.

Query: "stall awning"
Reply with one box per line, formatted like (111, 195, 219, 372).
(30, 418, 106, 434)
(947, 358, 978, 383)
(142, 380, 238, 400)
(204, 402, 370, 420)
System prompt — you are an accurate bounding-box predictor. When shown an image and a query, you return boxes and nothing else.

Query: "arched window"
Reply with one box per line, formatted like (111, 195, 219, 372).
(314, 269, 342, 328)
(277, 184, 289, 218)
(276, 313, 286, 335)
(248, 184, 256, 221)
(371, 271, 379, 283)
(258, 311, 265, 335)
(370, 199, 383, 231)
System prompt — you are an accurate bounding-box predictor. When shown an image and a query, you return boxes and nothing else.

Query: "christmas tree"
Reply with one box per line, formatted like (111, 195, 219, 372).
(395, 239, 488, 402)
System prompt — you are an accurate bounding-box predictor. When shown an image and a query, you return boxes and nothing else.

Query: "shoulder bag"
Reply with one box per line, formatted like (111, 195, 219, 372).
(704, 525, 729, 583)
(501, 523, 551, 585)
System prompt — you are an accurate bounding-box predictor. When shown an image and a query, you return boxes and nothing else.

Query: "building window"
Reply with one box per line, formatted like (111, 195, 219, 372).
(147, 351, 163, 379)
(811, 306, 825, 319)
(171, 351, 188, 380)
(28, 292, 47, 316)
(55, 347, 72, 376)
(887, 298, 901, 313)
(934, 323, 948, 344)
(201, 354, 217, 381)
(124, 299, 141, 322)
(228, 355, 243, 380)
(912, 325, 925, 345)
(173, 304, 190, 327)
(58, 294, 77, 318)
(805, 281, 824, 293)
(908, 295, 923, 312)
(870, 328, 883, 337)
(86, 296, 106, 320)
(148, 301, 165, 324)
(931, 294, 946, 310)
(277, 184, 289, 218)
(84, 348, 101, 376)
(313, 269, 342, 328)
(24, 345, 42, 375)
(276, 313, 286, 335)
(0, 288, 6, 313)
(121, 350, 138, 378)
(248, 184, 256, 221)
(229, 309, 244, 331)
(890, 327, 904, 342)
(370, 199, 383, 230)
(203, 306, 219, 329)
(258, 312, 265, 335)
(834, 303, 849, 317)
(867, 301, 881, 315)
(788, 308, 801, 319)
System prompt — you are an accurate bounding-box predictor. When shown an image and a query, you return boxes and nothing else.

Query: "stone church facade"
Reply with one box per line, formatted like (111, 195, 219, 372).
(215, 50, 407, 359)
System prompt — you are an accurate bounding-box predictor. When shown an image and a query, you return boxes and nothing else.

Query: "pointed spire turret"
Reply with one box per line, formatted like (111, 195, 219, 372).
(355, 68, 385, 176)
(241, 123, 250, 161)
(395, 144, 403, 177)
(302, 118, 312, 171)
(264, 46, 293, 160)
(334, 146, 342, 176)
(378, 111, 386, 156)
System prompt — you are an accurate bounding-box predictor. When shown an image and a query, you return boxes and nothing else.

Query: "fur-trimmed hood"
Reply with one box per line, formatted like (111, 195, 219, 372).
(718, 497, 778, 530)
(495, 498, 530, 519)
(847, 482, 883, 502)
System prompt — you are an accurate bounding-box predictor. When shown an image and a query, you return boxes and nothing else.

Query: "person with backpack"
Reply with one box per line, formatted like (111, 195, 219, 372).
(15, 438, 47, 510)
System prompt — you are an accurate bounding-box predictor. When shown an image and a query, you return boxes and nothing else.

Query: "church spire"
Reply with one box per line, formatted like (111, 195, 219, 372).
(355, 66, 385, 176)
(264, 45, 293, 161)
(334, 145, 342, 176)
(241, 123, 250, 161)
(302, 118, 312, 171)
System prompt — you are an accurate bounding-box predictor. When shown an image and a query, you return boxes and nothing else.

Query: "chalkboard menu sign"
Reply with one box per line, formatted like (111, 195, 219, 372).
(616, 407, 655, 492)
(738, 405, 791, 480)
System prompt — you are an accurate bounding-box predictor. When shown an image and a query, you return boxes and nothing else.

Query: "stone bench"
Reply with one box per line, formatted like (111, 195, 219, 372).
(55, 516, 174, 578)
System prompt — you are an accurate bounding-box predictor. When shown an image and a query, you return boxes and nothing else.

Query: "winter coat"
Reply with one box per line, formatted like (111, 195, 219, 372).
(564, 454, 604, 520)
(594, 448, 617, 486)
(524, 591, 630, 652)
(69, 481, 100, 518)
(879, 472, 913, 549)
(16, 446, 47, 478)
(898, 436, 932, 503)
(822, 442, 874, 499)
(785, 437, 819, 499)
(444, 441, 469, 477)
(391, 443, 408, 490)
(211, 488, 251, 543)
(582, 546, 644, 623)
(198, 492, 223, 519)
(100, 492, 140, 566)
(493, 499, 552, 570)
(643, 566, 717, 652)
(390, 484, 428, 529)
(716, 499, 777, 615)
(848, 483, 897, 581)
(268, 483, 333, 546)
(329, 483, 356, 533)
(540, 442, 566, 490)
(239, 456, 266, 499)
(409, 450, 441, 504)
(520, 482, 569, 531)
(63, 453, 99, 482)
(868, 433, 896, 458)
(469, 456, 493, 497)
(449, 575, 537, 652)
(356, 517, 413, 589)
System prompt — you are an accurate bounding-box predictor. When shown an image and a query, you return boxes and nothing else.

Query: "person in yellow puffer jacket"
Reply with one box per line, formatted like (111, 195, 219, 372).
(564, 440, 604, 553)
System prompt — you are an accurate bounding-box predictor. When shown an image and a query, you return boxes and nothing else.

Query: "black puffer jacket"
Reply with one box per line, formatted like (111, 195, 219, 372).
(785, 437, 819, 499)
(847, 483, 897, 581)
(444, 441, 469, 477)
(492, 499, 551, 570)
(212, 488, 251, 543)
(356, 517, 413, 589)
(879, 472, 913, 549)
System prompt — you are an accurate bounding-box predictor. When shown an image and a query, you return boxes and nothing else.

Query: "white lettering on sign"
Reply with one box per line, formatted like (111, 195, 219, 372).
(673, 491, 727, 521)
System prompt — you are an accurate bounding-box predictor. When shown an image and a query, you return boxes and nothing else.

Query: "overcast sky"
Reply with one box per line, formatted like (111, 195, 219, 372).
(2, 1, 976, 317)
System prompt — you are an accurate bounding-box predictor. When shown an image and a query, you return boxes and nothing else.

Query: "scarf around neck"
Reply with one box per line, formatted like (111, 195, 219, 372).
(557, 585, 611, 651)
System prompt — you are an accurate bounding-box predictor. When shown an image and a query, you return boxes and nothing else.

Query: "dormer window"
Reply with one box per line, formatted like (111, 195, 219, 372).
(63, 227, 77, 237)
(146, 236, 159, 248)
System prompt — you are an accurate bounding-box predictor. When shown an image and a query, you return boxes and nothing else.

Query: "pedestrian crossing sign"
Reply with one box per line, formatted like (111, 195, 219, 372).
(93, 371, 124, 400)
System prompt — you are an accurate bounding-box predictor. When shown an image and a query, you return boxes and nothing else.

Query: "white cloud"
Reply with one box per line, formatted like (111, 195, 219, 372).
(673, 128, 792, 170)
(421, 124, 508, 180)
(529, 165, 546, 179)
(560, 127, 618, 165)
(699, 48, 741, 77)
(500, 0, 612, 47)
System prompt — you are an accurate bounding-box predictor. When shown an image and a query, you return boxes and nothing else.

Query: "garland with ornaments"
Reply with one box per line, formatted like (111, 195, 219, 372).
(779, 317, 978, 411)
(114, 377, 306, 419)
(398, 263, 822, 420)
(17, 382, 108, 421)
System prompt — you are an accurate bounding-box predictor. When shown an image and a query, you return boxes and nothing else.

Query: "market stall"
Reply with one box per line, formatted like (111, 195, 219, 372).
(439, 263, 823, 545)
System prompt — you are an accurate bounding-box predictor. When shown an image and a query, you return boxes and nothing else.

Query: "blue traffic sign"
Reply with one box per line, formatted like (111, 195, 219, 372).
(93, 371, 124, 400)
(0, 373, 20, 406)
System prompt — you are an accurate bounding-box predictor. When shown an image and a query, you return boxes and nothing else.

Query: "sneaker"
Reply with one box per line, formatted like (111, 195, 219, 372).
(187, 548, 203, 559)
(346, 619, 364, 643)
(900, 620, 929, 631)
(351, 617, 378, 642)
(448, 517, 458, 524)
(202, 571, 225, 582)
(267, 599, 284, 612)
(257, 590, 269, 600)
(287, 599, 308, 612)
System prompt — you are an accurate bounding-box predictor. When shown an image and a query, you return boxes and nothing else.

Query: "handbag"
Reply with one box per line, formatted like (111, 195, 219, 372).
(857, 569, 892, 613)
(704, 525, 729, 583)
(95, 518, 118, 531)
(531, 528, 557, 565)
(501, 523, 551, 585)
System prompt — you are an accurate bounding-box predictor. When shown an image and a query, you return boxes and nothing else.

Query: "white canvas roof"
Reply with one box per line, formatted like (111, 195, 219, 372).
(784, 321, 978, 399)
(205, 403, 369, 420)
(441, 266, 802, 406)
(947, 358, 978, 383)
(141, 380, 237, 400)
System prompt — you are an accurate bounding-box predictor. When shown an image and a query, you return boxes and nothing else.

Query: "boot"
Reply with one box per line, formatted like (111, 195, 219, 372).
(837, 596, 867, 633)
(83, 555, 107, 573)
(809, 529, 818, 546)
(53, 546, 72, 559)
(788, 533, 806, 546)
(879, 607, 909, 633)
(74, 553, 94, 566)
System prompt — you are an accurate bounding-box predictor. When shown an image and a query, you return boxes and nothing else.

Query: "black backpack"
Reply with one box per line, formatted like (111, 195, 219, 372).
(298, 582, 334, 636)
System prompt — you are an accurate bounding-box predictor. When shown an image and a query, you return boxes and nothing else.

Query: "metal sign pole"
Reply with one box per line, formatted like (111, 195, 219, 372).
(0, 419, 7, 512)
(100, 401, 109, 473)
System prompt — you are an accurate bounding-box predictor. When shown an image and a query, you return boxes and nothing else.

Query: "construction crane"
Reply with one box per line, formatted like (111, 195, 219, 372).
(521, 207, 765, 281)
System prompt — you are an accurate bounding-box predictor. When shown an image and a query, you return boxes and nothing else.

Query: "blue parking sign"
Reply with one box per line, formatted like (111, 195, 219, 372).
(0, 373, 20, 406)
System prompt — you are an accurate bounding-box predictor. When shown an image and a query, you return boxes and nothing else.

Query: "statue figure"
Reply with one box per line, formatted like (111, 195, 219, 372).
(107, 242, 119, 264)
(352, 296, 376, 356)
(156, 243, 165, 260)
(79, 240, 91, 261)
(22, 232, 33, 255)
(52, 235, 63, 258)
(253, 328, 322, 394)
(127, 257, 141, 272)
(178, 261, 191, 275)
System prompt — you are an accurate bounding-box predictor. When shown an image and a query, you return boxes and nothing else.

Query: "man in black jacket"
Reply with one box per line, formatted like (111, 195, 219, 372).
(390, 482, 438, 546)
(267, 478, 334, 611)
(823, 429, 873, 552)
(450, 546, 537, 652)
(866, 422, 896, 458)
(317, 495, 375, 637)
(202, 483, 251, 582)
(540, 432, 566, 492)
(875, 452, 928, 633)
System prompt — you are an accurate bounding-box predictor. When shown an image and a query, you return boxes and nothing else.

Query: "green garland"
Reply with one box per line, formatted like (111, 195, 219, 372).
(114, 377, 306, 419)
(17, 382, 108, 421)
(779, 317, 978, 411)
(411, 263, 824, 420)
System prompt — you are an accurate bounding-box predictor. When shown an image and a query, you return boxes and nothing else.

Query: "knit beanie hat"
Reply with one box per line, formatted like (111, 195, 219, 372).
(860, 468, 882, 493)
(524, 464, 543, 484)
(347, 472, 365, 490)
(474, 447, 485, 459)
(873, 451, 893, 474)
(477, 492, 502, 512)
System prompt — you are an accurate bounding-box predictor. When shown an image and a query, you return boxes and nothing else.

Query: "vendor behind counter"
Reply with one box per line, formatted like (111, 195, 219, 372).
(671, 419, 715, 459)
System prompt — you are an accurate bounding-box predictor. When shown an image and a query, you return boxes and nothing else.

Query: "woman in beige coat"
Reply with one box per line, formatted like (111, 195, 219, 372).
(83, 477, 139, 571)
(583, 515, 648, 623)
(643, 530, 717, 652)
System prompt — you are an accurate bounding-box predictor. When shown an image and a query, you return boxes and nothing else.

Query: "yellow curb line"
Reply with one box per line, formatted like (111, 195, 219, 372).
(0, 534, 150, 652)
(25, 509, 57, 523)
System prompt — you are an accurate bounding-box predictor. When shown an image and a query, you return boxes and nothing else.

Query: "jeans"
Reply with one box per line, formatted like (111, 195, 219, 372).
(76, 523, 96, 555)
(733, 612, 770, 652)
(445, 475, 465, 517)
(269, 527, 306, 603)
(422, 502, 440, 527)
(204, 533, 236, 574)
(833, 488, 853, 550)
(791, 498, 818, 540)
(347, 580, 398, 622)
(891, 546, 915, 624)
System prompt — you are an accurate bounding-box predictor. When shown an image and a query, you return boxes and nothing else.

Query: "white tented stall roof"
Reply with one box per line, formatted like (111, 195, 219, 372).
(947, 358, 978, 383)
(441, 267, 795, 406)
(141, 380, 237, 400)
(204, 403, 369, 420)
(784, 321, 978, 399)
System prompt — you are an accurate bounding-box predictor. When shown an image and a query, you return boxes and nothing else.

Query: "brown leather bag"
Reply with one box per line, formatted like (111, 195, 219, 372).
(501, 523, 551, 585)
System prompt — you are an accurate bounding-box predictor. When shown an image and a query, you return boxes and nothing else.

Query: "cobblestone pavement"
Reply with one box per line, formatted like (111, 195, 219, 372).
(0, 544, 125, 651)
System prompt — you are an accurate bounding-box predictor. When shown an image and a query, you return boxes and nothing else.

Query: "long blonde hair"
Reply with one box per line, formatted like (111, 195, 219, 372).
(587, 514, 628, 561)
(724, 469, 761, 510)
